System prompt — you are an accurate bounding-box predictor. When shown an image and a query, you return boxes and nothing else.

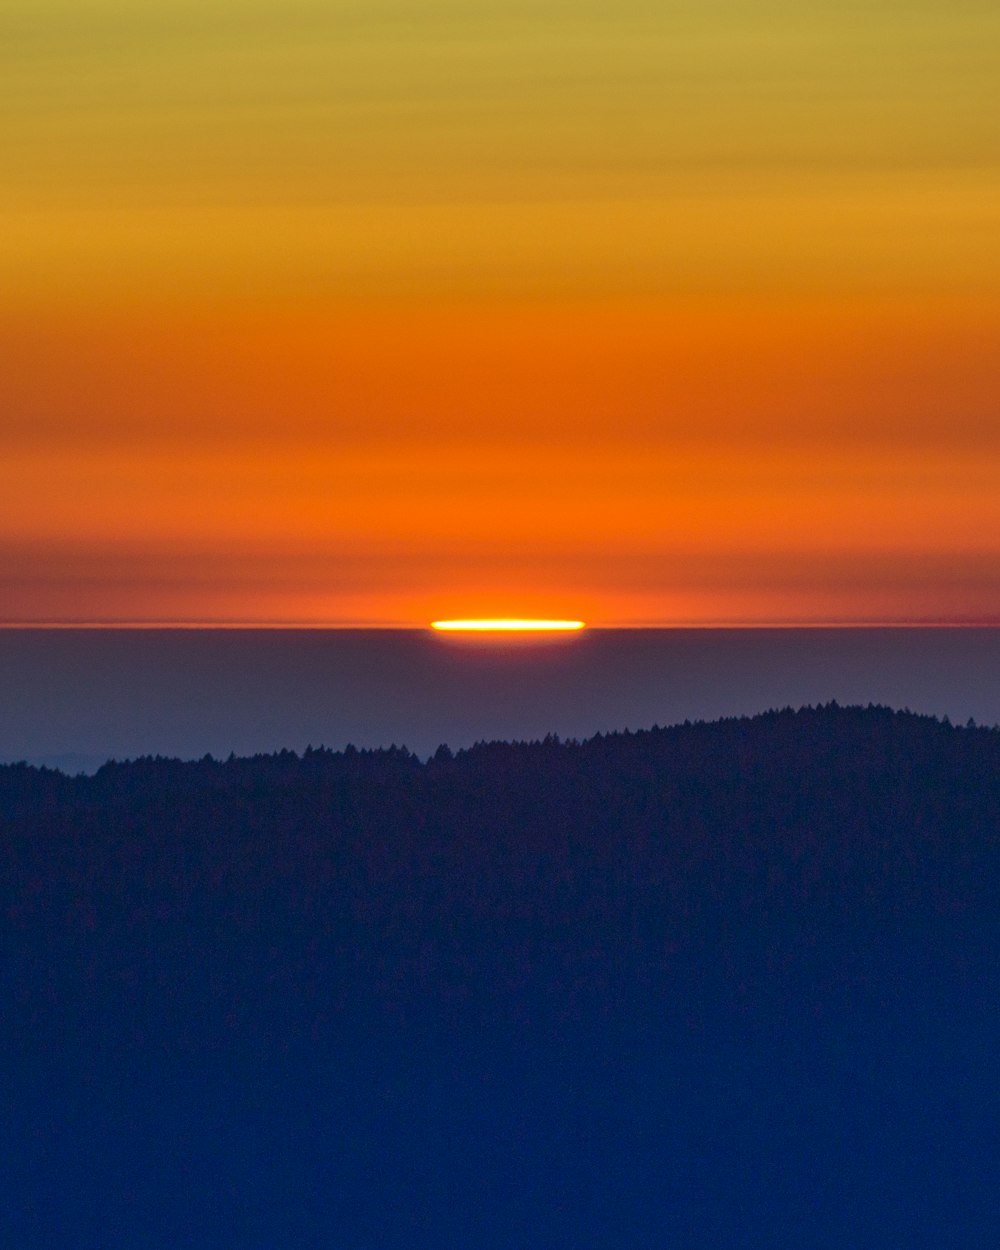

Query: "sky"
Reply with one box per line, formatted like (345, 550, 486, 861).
(3, 0, 999, 625)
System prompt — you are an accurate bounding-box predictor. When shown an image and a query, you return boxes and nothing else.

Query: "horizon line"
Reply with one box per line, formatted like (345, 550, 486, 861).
(2, 619, 1000, 631)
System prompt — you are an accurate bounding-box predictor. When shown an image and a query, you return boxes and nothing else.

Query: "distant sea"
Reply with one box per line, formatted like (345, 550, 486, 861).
(2, 627, 999, 772)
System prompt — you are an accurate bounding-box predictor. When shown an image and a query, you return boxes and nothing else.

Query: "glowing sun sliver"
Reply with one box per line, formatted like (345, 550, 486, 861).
(430, 619, 586, 632)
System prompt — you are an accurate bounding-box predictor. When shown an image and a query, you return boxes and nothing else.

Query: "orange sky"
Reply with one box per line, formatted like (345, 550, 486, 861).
(4, 292, 1000, 625)
(3, 0, 999, 625)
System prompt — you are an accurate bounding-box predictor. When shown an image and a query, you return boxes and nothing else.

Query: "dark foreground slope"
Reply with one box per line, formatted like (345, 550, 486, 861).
(2, 705, 998, 1248)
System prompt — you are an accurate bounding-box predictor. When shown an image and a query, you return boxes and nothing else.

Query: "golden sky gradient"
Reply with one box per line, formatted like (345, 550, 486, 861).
(3, 0, 999, 623)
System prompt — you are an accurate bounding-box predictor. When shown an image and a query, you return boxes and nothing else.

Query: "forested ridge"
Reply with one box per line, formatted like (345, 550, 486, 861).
(2, 704, 998, 1247)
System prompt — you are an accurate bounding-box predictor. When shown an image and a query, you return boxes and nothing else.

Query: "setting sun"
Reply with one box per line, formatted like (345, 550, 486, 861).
(431, 619, 586, 632)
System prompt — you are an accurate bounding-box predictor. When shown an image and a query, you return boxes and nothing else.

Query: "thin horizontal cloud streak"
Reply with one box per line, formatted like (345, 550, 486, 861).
(4, 540, 999, 626)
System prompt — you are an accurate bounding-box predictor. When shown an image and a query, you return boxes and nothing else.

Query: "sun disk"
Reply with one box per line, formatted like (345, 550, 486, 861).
(431, 619, 586, 632)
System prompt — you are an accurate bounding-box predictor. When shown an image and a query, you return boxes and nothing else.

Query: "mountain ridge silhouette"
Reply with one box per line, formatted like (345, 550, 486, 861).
(2, 702, 997, 1247)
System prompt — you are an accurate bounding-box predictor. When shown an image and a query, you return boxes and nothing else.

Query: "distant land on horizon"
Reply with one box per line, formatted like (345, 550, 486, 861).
(3, 698, 997, 777)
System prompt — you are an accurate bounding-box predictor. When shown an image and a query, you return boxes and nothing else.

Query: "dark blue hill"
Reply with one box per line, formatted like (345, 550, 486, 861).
(1, 705, 998, 1248)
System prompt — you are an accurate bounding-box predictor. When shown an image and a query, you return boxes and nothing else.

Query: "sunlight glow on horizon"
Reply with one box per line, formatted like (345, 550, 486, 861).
(431, 619, 586, 632)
